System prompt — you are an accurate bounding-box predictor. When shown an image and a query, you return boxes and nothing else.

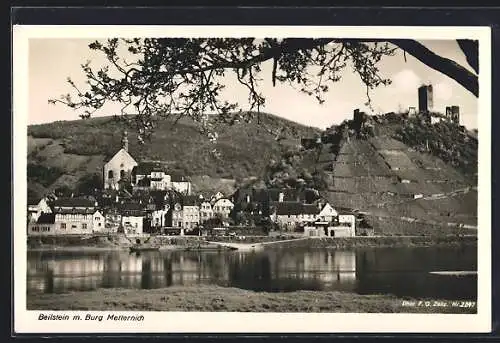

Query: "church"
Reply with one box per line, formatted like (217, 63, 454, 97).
(102, 131, 138, 190)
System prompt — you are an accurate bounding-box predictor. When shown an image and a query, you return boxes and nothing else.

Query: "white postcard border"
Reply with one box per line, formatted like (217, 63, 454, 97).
(13, 25, 492, 334)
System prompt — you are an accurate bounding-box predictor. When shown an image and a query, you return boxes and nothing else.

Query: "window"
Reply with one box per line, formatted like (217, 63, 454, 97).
(98, 223, 101, 227)
(108, 170, 114, 179)
(71, 225, 77, 229)
(60, 223, 66, 229)
(82, 223, 88, 229)
(120, 169, 125, 179)
(95, 217, 99, 221)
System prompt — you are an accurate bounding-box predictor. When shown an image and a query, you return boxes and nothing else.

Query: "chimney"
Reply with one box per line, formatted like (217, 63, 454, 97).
(246, 194, 250, 203)
(122, 130, 129, 152)
(279, 192, 284, 203)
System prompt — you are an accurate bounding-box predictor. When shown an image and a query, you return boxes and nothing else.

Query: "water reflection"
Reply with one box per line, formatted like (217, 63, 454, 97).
(27, 246, 477, 300)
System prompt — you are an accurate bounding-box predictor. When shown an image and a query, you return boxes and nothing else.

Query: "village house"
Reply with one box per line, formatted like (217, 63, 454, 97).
(132, 163, 192, 195)
(27, 213, 56, 236)
(317, 203, 338, 222)
(103, 131, 138, 190)
(303, 204, 357, 237)
(120, 202, 145, 236)
(133, 162, 172, 191)
(92, 210, 105, 233)
(270, 201, 320, 230)
(212, 197, 234, 219)
(103, 208, 122, 234)
(171, 202, 183, 230)
(27, 197, 52, 223)
(52, 197, 99, 235)
(199, 200, 214, 222)
(182, 195, 201, 231)
(210, 191, 225, 204)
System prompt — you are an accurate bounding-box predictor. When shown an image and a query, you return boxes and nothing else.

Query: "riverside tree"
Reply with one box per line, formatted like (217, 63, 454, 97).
(50, 38, 479, 146)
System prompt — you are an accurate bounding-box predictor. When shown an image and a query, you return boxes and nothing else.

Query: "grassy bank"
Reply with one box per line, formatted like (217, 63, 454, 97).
(27, 285, 476, 314)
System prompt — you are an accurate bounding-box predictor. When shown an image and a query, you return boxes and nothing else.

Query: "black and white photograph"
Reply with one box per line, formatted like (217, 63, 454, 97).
(13, 25, 491, 333)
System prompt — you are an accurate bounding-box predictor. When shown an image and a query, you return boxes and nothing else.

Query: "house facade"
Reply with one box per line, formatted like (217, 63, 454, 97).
(52, 198, 98, 235)
(27, 197, 52, 223)
(133, 162, 172, 191)
(92, 210, 105, 233)
(317, 203, 338, 222)
(199, 201, 214, 222)
(212, 198, 234, 219)
(27, 213, 56, 236)
(120, 203, 145, 236)
(270, 202, 320, 230)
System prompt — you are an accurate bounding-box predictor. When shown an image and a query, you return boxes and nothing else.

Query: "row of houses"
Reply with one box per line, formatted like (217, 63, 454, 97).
(27, 187, 358, 237)
(27, 191, 236, 237)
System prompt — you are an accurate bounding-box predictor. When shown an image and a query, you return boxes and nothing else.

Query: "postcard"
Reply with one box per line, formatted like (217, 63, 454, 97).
(13, 24, 491, 334)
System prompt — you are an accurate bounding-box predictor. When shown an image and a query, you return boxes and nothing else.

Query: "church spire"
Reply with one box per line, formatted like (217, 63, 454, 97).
(122, 130, 128, 152)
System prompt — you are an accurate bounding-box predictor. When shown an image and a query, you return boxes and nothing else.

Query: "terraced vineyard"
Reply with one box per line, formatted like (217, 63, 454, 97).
(324, 133, 477, 236)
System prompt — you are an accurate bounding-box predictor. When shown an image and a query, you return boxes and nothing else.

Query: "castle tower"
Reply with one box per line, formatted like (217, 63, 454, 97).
(122, 130, 129, 152)
(418, 84, 433, 113)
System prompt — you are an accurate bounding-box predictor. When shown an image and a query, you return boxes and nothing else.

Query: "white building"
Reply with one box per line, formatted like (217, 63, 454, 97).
(52, 197, 98, 235)
(27, 213, 56, 236)
(134, 162, 172, 191)
(172, 202, 183, 229)
(338, 214, 356, 232)
(182, 196, 200, 231)
(120, 203, 145, 236)
(212, 198, 234, 219)
(27, 197, 52, 223)
(317, 203, 338, 223)
(199, 201, 214, 222)
(92, 210, 105, 233)
(270, 201, 319, 230)
(103, 131, 138, 190)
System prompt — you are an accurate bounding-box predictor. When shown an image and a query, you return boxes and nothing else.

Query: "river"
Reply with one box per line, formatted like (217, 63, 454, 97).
(27, 245, 477, 300)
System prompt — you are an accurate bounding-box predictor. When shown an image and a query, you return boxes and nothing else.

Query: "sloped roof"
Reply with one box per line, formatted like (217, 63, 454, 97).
(120, 202, 146, 216)
(104, 148, 137, 164)
(37, 213, 55, 224)
(171, 173, 189, 182)
(53, 197, 96, 208)
(273, 201, 320, 216)
(134, 162, 165, 175)
(120, 202, 144, 211)
(54, 208, 96, 215)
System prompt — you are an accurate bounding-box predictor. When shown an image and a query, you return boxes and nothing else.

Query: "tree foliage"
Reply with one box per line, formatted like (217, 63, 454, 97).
(50, 37, 478, 146)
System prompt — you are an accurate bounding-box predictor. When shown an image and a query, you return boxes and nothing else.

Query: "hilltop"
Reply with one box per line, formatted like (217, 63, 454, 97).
(27, 112, 320, 199)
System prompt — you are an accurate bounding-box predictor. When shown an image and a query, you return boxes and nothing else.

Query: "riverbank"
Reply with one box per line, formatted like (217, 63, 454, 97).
(27, 285, 476, 313)
(27, 234, 477, 252)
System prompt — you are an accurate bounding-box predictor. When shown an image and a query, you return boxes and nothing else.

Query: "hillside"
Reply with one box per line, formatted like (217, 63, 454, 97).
(265, 111, 478, 235)
(27, 112, 320, 199)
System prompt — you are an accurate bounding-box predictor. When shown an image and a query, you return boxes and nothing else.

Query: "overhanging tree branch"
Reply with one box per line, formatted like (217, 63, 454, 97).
(389, 39, 479, 97)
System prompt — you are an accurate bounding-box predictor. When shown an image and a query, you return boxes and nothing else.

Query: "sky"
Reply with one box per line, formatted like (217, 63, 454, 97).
(28, 38, 479, 129)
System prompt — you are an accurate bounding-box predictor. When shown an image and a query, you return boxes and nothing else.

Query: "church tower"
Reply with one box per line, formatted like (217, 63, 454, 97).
(122, 130, 129, 152)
